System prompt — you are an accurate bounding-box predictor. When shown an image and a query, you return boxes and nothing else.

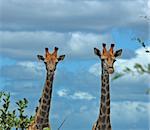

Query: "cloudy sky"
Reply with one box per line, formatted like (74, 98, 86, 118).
(0, 0, 150, 130)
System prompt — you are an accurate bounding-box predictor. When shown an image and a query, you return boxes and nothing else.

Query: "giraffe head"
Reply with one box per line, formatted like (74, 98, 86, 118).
(94, 43, 122, 74)
(37, 47, 65, 72)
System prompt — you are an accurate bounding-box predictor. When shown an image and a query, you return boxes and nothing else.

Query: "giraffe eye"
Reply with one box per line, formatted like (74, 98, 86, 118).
(113, 59, 116, 63)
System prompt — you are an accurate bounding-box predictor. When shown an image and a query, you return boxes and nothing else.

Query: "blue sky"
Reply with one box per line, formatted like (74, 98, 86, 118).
(0, 0, 150, 130)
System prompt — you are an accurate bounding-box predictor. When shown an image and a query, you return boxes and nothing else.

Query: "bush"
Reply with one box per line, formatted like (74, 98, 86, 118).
(0, 91, 33, 130)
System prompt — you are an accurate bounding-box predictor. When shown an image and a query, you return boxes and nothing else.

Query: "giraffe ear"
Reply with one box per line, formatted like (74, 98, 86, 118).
(37, 55, 44, 61)
(94, 48, 101, 57)
(114, 49, 122, 58)
(58, 55, 65, 61)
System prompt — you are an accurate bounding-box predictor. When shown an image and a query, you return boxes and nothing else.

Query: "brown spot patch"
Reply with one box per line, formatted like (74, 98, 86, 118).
(102, 105, 106, 113)
(42, 105, 47, 111)
(107, 108, 110, 115)
(101, 95, 105, 102)
(44, 93, 49, 99)
(36, 116, 41, 123)
(102, 115, 106, 123)
(40, 118, 44, 123)
(107, 94, 110, 100)
(45, 118, 49, 123)
(47, 80, 50, 86)
(102, 124, 106, 129)
(106, 116, 110, 123)
(41, 110, 46, 117)
(103, 77, 106, 82)
(45, 87, 49, 93)
(106, 78, 109, 84)
(99, 116, 102, 122)
(106, 99, 110, 106)
(106, 84, 109, 91)
(43, 99, 47, 104)
(101, 88, 106, 94)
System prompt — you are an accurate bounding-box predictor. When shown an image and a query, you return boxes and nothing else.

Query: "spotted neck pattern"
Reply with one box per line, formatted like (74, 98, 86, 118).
(92, 61, 112, 130)
(28, 70, 54, 130)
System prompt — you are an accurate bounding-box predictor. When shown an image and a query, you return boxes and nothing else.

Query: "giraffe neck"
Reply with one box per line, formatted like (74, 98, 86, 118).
(34, 70, 54, 129)
(96, 61, 111, 130)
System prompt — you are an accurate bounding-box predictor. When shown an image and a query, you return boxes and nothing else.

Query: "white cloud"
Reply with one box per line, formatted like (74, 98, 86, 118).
(89, 63, 101, 76)
(146, 0, 150, 16)
(68, 32, 112, 56)
(0, 0, 148, 32)
(0, 31, 112, 60)
(57, 89, 68, 97)
(57, 89, 96, 101)
(87, 101, 149, 129)
(111, 101, 150, 125)
(16, 61, 45, 80)
(70, 91, 96, 101)
(18, 61, 36, 68)
(54, 101, 149, 130)
(17, 61, 44, 71)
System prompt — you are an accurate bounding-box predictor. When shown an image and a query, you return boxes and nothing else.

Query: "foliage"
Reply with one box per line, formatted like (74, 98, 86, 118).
(15, 98, 34, 130)
(0, 92, 16, 130)
(43, 127, 51, 130)
(112, 37, 150, 94)
(112, 63, 150, 80)
(111, 73, 124, 81)
(0, 92, 33, 130)
(112, 37, 150, 80)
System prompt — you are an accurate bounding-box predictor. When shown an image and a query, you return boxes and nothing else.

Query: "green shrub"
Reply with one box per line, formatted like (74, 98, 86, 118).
(0, 92, 33, 130)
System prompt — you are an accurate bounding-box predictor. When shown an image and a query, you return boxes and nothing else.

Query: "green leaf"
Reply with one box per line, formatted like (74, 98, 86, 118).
(112, 73, 124, 80)
(123, 67, 132, 73)
(24, 98, 28, 104)
(134, 63, 145, 74)
(43, 127, 51, 130)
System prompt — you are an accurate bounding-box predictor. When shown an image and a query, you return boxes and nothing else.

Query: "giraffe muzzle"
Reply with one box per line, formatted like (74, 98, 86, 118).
(108, 67, 114, 74)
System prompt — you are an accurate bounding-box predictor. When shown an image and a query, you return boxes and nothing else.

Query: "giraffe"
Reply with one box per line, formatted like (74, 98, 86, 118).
(28, 47, 65, 130)
(92, 43, 122, 130)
